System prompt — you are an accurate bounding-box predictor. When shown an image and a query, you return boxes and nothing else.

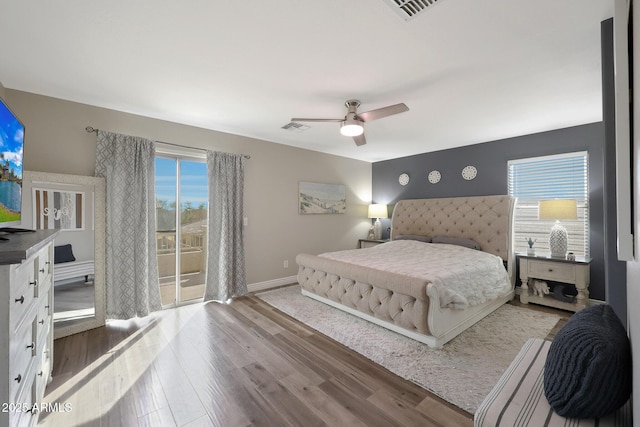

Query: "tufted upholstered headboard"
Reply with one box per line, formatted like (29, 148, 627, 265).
(390, 195, 515, 262)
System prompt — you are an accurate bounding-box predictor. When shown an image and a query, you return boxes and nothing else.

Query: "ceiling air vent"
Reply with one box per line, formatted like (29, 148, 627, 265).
(282, 122, 310, 133)
(382, 0, 441, 21)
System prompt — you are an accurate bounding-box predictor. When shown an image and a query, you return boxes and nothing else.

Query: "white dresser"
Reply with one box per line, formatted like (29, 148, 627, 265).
(0, 230, 58, 427)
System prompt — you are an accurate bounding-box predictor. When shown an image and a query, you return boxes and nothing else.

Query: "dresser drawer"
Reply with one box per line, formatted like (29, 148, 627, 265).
(11, 407, 36, 427)
(527, 260, 575, 282)
(9, 319, 37, 405)
(36, 293, 52, 346)
(35, 343, 52, 402)
(13, 256, 37, 295)
(10, 377, 36, 427)
(36, 247, 53, 291)
(9, 278, 37, 338)
(12, 259, 34, 294)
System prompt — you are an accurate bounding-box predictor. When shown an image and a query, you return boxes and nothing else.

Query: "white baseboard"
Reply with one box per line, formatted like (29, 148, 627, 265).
(248, 276, 297, 293)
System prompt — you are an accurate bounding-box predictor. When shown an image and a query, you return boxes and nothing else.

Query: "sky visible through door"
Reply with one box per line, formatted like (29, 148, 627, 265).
(155, 157, 208, 305)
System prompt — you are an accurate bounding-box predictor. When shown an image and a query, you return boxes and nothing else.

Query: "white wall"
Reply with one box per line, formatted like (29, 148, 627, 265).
(628, 2, 640, 423)
(4, 89, 373, 286)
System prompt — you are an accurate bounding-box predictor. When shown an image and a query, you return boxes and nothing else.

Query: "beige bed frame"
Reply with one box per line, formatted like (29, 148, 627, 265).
(296, 195, 516, 348)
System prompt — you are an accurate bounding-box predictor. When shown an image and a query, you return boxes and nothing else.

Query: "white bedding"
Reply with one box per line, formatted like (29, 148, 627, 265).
(319, 240, 511, 310)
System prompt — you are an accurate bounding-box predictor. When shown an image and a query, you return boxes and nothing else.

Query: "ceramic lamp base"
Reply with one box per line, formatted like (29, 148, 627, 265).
(549, 221, 568, 258)
(373, 219, 382, 240)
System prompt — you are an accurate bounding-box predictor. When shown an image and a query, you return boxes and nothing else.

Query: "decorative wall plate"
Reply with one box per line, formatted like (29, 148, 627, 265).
(398, 173, 410, 186)
(461, 165, 477, 180)
(428, 170, 441, 184)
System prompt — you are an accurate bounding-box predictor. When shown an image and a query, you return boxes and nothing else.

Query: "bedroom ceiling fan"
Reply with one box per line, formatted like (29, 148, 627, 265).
(291, 99, 409, 146)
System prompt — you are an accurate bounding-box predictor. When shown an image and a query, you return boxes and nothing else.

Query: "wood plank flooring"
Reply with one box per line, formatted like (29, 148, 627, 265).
(39, 293, 568, 427)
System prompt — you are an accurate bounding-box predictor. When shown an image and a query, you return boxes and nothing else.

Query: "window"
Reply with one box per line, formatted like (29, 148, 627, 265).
(155, 150, 208, 306)
(508, 152, 589, 257)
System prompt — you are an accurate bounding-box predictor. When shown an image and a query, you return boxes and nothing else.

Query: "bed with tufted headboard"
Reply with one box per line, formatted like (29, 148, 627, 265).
(296, 195, 516, 348)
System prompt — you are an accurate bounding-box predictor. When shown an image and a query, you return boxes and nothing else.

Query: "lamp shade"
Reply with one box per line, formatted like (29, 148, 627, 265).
(368, 204, 388, 219)
(538, 199, 578, 220)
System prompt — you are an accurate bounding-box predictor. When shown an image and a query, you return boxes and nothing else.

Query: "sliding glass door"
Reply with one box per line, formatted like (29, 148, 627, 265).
(155, 156, 208, 306)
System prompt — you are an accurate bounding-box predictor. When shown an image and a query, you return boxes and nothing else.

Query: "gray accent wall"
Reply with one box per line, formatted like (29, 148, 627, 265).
(372, 122, 608, 301)
(371, 17, 627, 311)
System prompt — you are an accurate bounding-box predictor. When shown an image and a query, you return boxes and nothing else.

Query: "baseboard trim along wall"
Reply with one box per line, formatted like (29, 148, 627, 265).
(248, 275, 298, 293)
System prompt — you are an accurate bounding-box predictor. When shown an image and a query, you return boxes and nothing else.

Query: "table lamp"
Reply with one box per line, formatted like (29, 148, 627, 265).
(538, 199, 578, 258)
(368, 204, 388, 240)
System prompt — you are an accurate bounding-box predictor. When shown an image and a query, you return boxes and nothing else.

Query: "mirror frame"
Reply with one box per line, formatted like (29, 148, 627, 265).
(22, 171, 106, 339)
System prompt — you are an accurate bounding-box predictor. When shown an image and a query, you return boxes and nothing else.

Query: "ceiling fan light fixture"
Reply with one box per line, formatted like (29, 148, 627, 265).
(340, 119, 364, 136)
(293, 99, 408, 146)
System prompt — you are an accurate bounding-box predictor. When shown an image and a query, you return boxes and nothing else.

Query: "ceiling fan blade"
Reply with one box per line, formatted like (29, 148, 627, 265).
(291, 118, 343, 123)
(356, 103, 409, 122)
(353, 133, 367, 146)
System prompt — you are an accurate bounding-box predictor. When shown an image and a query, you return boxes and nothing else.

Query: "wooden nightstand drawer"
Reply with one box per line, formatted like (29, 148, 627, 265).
(359, 239, 388, 249)
(518, 253, 591, 312)
(527, 260, 575, 282)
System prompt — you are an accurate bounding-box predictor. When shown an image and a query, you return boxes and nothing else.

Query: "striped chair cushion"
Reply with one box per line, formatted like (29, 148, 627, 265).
(474, 338, 631, 427)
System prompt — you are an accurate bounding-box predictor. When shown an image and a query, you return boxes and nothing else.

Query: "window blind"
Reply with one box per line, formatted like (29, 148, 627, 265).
(508, 152, 589, 257)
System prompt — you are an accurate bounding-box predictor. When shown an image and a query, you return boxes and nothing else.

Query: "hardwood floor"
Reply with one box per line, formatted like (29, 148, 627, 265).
(39, 294, 568, 427)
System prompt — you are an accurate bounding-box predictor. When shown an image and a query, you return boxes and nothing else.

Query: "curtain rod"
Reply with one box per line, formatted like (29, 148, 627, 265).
(85, 126, 250, 159)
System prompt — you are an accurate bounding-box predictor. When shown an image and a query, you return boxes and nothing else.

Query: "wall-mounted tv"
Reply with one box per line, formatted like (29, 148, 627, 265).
(0, 96, 24, 228)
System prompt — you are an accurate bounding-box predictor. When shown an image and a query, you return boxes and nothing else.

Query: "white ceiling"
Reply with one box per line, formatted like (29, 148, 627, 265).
(0, 0, 613, 163)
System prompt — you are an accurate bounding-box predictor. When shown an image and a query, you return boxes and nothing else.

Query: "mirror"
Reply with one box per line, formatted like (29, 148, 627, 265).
(22, 171, 105, 339)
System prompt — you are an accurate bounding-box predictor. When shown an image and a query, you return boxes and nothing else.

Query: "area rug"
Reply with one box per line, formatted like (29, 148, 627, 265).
(256, 285, 561, 414)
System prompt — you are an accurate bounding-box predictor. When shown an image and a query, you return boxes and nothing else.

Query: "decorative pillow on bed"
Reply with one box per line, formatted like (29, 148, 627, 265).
(54, 244, 76, 264)
(432, 235, 481, 250)
(393, 234, 432, 243)
(543, 304, 631, 418)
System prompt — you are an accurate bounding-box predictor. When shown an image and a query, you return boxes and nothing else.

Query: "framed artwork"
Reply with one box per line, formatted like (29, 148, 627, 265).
(32, 188, 85, 230)
(299, 181, 346, 214)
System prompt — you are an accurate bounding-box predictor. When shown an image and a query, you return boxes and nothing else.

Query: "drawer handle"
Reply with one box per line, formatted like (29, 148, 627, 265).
(14, 374, 21, 383)
(45, 261, 51, 265)
(39, 268, 45, 273)
(15, 296, 24, 304)
(39, 319, 45, 325)
(26, 342, 35, 350)
(45, 305, 50, 309)
(38, 371, 43, 377)
(29, 280, 37, 286)
(548, 268, 553, 272)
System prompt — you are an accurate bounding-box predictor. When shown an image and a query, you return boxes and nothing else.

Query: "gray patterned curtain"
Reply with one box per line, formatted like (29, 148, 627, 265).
(95, 130, 162, 319)
(204, 151, 247, 302)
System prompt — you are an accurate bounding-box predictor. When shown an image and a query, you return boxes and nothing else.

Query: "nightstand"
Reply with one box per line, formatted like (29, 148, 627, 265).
(518, 253, 591, 312)
(358, 239, 389, 249)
